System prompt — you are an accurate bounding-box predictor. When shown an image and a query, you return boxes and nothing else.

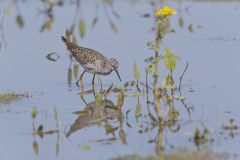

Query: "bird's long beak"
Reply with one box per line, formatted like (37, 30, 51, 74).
(114, 69, 121, 82)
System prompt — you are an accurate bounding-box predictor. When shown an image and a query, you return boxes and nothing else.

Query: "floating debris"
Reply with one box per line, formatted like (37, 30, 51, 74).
(46, 52, 60, 62)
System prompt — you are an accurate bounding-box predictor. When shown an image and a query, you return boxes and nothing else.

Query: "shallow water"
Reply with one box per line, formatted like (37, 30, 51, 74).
(0, 0, 240, 159)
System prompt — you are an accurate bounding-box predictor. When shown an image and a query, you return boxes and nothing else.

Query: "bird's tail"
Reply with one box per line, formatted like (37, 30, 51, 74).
(61, 36, 79, 51)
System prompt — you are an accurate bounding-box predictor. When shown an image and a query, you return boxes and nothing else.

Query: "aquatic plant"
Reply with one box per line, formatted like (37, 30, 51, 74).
(140, 6, 189, 124)
(155, 6, 177, 17)
(0, 92, 31, 105)
(222, 118, 239, 138)
(27, 107, 60, 157)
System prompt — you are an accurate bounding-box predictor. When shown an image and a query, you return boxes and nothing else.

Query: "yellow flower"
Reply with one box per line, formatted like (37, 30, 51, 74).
(155, 6, 176, 17)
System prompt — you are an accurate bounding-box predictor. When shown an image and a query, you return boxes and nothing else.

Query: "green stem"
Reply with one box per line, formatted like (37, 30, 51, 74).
(153, 40, 162, 120)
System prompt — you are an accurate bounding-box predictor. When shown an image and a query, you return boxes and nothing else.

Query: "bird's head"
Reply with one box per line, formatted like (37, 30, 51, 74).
(109, 58, 119, 69)
(109, 58, 121, 82)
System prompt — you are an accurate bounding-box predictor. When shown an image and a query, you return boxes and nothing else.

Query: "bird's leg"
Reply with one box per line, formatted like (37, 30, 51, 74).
(92, 74, 96, 93)
(76, 70, 86, 86)
(80, 94, 87, 105)
(77, 70, 86, 93)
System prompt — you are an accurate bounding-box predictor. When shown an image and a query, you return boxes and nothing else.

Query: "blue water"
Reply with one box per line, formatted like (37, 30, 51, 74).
(0, 0, 240, 159)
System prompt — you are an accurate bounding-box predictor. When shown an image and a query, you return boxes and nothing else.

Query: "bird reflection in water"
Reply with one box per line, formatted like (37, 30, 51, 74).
(66, 99, 122, 138)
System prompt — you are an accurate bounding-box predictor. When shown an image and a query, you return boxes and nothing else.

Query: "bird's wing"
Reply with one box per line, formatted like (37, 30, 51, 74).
(83, 59, 104, 72)
(62, 37, 109, 72)
(62, 36, 107, 61)
(72, 48, 108, 70)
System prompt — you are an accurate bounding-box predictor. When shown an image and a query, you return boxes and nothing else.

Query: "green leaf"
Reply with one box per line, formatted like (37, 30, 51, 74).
(119, 129, 127, 144)
(56, 142, 59, 157)
(162, 94, 169, 105)
(126, 91, 141, 97)
(145, 64, 155, 73)
(73, 64, 79, 79)
(112, 87, 124, 93)
(32, 140, 39, 155)
(54, 107, 58, 121)
(72, 36, 77, 45)
(135, 104, 142, 121)
(130, 81, 136, 86)
(95, 92, 101, 105)
(73, 109, 87, 115)
(122, 81, 136, 88)
(80, 144, 90, 151)
(133, 61, 140, 80)
(16, 14, 24, 28)
(40, 17, 54, 32)
(162, 75, 175, 89)
(148, 112, 158, 124)
(147, 41, 159, 52)
(174, 95, 186, 101)
(105, 123, 118, 134)
(65, 29, 71, 40)
(178, 95, 185, 100)
(170, 85, 176, 90)
(188, 23, 193, 33)
(109, 20, 118, 33)
(167, 108, 179, 121)
(37, 125, 44, 138)
(31, 107, 37, 120)
(117, 91, 124, 108)
(164, 48, 179, 70)
(154, 55, 164, 63)
(104, 83, 113, 98)
(79, 19, 86, 38)
(68, 68, 72, 85)
(178, 16, 184, 28)
(162, 75, 168, 88)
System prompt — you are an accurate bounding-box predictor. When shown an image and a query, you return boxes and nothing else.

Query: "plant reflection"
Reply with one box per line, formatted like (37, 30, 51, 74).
(28, 107, 60, 157)
(0, 0, 121, 50)
(0, 0, 229, 51)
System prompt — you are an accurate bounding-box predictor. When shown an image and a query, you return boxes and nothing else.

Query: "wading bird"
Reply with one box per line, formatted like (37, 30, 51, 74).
(62, 36, 121, 90)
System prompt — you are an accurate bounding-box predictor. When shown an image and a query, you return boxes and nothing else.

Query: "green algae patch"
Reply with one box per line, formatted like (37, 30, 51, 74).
(111, 149, 229, 160)
(0, 93, 31, 105)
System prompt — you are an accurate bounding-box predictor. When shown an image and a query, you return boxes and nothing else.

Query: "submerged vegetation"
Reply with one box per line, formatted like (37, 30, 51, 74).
(0, 92, 31, 105)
